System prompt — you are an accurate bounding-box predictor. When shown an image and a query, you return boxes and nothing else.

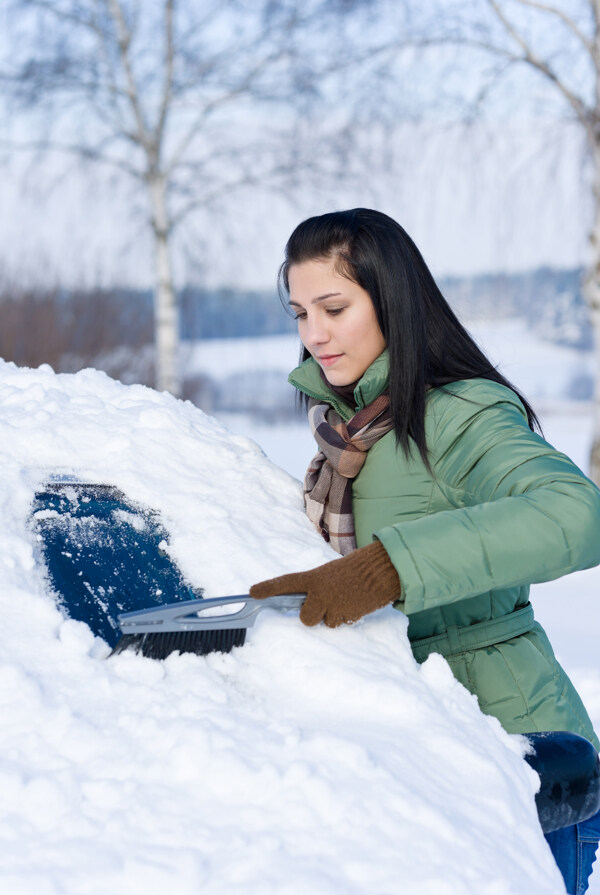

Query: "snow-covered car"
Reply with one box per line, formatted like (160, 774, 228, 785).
(0, 360, 576, 894)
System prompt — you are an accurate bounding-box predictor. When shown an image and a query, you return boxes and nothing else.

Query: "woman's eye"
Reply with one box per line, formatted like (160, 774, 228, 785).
(291, 307, 343, 320)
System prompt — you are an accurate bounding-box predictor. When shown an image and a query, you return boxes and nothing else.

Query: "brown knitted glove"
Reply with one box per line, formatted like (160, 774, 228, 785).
(249, 540, 401, 628)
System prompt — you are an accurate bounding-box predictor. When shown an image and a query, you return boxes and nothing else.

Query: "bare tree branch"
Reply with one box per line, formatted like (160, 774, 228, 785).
(93, 3, 132, 136)
(106, 0, 151, 155)
(165, 46, 291, 177)
(155, 0, 175, 151)
(0, 137, 142, 177)
(16, 0, 95, 30)
(509, 0, 594, 58)
(486, 0, 592, 133)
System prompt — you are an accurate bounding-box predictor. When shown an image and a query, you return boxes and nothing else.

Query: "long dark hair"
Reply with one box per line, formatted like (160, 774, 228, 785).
(279, 208, 541, 467)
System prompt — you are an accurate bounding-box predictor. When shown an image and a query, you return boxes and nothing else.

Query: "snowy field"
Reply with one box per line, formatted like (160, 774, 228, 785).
(0, 317, 598, 894)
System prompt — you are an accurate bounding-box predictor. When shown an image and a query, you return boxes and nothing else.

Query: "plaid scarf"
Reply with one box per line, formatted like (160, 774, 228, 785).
(304, 392, 393, 555)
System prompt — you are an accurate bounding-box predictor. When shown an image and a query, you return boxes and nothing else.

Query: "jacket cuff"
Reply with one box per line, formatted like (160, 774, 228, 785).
(374, 525, 425, 614)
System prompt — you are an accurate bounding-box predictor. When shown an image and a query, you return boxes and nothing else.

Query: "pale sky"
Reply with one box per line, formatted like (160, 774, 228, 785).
(0, 117, 589, 290)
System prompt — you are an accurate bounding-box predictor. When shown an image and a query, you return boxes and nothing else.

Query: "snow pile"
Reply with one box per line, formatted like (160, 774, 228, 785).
(0, 360, 564, 895)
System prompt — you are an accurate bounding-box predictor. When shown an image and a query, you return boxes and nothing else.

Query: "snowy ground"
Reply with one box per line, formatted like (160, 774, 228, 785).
(0, 317, 598, 894)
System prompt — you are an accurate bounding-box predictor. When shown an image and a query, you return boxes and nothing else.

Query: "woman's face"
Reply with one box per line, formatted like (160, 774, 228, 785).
(288, 258, 386, 387)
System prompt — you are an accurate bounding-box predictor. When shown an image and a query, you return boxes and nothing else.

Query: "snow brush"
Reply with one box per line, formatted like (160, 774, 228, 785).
(111, 593, 305, 659)
(32, 478, 305, 659)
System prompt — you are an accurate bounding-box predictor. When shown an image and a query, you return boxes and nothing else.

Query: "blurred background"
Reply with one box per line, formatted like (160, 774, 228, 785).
(1, 2, 599, 781)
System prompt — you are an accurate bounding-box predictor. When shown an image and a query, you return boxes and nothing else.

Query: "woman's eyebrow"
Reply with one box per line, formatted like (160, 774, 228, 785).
(288, 292, 342, 307)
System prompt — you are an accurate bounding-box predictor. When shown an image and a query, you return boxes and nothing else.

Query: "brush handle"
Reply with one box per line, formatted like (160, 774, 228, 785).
(118, 593, 306, 634)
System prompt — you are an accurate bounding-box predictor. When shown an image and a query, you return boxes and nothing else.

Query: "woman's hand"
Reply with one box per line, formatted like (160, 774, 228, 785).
(249, 540, 401, 628)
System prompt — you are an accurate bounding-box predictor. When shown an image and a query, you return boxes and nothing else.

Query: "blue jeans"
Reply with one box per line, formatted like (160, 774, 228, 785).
(545, 808, 600, 894)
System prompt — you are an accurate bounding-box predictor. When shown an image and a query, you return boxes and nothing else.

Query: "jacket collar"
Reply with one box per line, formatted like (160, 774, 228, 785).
(288, 350, 390, 421)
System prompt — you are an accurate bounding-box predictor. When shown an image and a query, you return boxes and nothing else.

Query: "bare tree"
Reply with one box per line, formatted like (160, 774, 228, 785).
(414, 0, 600, 479)
(0, 0, 381, 396)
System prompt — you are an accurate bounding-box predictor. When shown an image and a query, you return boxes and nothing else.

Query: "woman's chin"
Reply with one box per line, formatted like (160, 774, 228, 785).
(324, 371, 353, 386)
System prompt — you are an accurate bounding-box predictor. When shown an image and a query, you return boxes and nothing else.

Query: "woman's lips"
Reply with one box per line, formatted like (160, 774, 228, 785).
(318, 354, 343, 367)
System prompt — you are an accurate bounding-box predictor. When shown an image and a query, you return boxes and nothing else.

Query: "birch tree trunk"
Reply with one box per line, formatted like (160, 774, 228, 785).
(149, 174, 179, 395)
(584, 137, 600, 481)
(471, 0, 600, 483)
(584, 4, 600, 481)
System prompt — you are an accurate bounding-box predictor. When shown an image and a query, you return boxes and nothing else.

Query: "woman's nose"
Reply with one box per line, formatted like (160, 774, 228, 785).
(304, 314, 330, 348)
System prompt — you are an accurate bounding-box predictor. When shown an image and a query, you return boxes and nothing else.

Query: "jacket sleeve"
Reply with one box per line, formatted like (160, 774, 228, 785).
(374, 384, 600, 616)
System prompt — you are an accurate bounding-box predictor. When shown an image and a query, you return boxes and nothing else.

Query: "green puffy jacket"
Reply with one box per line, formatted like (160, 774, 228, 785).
(289, 351, 600, 749)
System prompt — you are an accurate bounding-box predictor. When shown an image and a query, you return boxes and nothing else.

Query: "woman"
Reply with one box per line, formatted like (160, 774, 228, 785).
(249, 208, 600, 893)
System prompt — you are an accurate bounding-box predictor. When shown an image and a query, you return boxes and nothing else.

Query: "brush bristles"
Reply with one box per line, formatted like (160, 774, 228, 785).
(110, 628, 247, 659)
